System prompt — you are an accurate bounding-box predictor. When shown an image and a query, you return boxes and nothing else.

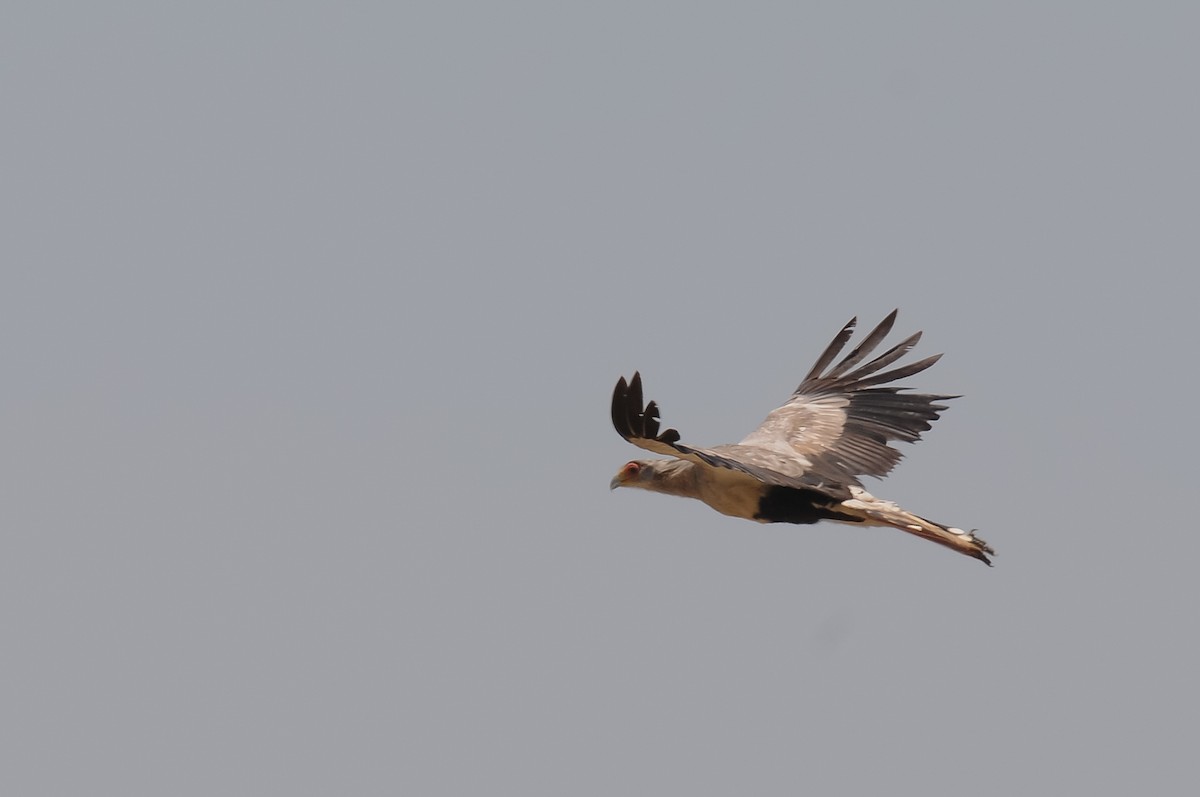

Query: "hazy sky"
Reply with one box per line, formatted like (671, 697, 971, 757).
(3, 3, 1198, 795)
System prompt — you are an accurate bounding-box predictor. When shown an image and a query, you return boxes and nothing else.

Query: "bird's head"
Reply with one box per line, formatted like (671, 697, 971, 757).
(610, 460, 653, 491)
(609, 458, 692, 493)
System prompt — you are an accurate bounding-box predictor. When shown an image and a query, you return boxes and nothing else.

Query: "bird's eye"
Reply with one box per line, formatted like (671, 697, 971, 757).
(624, 462, 641, 477)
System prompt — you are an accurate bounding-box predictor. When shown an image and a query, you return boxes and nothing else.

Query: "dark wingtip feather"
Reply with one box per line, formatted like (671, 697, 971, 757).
(628, 371, 644, 413)
(846, 331, 923, 382)
(643, 400, 662, 438)
(800, 316, 858, 385)
(825, 310, 899, 380)
(611, 376, 630, 440)
(852, 353, 944, 389)
(611, 371, 683, 446)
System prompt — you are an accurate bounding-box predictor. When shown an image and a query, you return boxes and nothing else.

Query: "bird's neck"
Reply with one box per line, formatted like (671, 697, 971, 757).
(649, 462, 701, 498)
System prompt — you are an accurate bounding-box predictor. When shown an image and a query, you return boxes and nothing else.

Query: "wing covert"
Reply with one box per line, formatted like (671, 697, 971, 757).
(740, 311, 956, 485)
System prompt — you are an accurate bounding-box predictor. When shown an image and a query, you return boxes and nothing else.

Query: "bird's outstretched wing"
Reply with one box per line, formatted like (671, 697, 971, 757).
(610, 372, 825, 491)
(737, 309, 955, 489)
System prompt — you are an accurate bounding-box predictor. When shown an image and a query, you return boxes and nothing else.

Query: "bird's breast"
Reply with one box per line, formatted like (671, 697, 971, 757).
(694, 470, 767, 520)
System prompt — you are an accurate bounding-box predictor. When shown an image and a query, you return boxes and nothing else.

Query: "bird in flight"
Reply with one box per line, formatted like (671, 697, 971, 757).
(609, 310, 993, 565)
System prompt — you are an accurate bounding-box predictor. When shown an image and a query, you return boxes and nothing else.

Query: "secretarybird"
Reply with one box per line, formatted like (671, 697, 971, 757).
(609, 310, 993, 565)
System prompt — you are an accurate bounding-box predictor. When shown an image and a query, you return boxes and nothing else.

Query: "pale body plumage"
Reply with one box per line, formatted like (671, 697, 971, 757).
(609, 311, 993, 565)
(634, 459, 764, 520)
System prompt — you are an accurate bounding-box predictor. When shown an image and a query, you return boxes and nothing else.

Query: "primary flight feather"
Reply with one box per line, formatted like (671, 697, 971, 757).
(609, 310, 993, 565)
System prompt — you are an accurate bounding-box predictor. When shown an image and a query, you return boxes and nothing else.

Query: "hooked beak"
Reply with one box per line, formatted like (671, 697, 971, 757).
(609, 474, 622, 491)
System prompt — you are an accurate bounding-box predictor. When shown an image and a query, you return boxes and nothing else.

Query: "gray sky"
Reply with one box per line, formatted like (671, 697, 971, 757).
(3, 2, 1197, 795)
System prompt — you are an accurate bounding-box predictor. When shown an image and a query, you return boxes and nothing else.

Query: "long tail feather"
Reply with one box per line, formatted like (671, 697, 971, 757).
(838, 490, 994, 565)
